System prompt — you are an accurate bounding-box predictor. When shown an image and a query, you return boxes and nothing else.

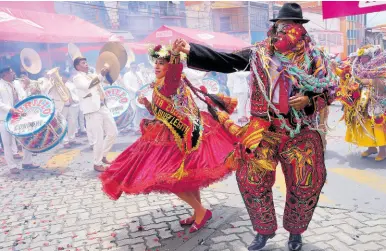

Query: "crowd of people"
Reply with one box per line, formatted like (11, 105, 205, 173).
(1, 3, 385, 251)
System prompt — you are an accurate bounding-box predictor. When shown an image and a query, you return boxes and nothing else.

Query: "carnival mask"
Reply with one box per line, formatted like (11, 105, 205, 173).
(269, 22, 307, 53)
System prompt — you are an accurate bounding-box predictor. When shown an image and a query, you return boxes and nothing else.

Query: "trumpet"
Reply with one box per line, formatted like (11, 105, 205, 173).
(46, 67, 70, 103)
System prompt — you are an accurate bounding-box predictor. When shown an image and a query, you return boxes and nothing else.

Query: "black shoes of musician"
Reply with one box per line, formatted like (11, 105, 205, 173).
(94, 165, 107, 172)
(13, 153, 23, 159)
(75, 131, 87, 138)
(102, 157, 112, 165)
(10, 168, 21, 174)
(64, 143, 72, 149)
(248, 233, 276, 251)
(288, 234, 303, 251)
(22, 164, 40, 170)
(70, 141, 82, 146)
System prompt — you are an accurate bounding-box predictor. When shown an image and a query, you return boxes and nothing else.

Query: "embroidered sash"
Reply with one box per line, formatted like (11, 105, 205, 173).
(152, 84, 202, 154)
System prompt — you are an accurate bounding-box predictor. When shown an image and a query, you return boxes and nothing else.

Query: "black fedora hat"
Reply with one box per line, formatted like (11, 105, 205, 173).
(270, 3, 309, 23)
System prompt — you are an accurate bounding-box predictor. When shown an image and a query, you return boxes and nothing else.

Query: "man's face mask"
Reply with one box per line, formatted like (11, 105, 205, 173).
(269, 22, 307, 53)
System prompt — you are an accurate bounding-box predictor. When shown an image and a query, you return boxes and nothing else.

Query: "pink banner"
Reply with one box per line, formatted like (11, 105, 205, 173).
(322, 1, 386, 19)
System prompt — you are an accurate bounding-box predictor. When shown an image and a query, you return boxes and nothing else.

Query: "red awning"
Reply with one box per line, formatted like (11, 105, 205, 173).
(142, 25, 251, 51)
(0, 7, 115, 43)
(0, 1, 55, 13)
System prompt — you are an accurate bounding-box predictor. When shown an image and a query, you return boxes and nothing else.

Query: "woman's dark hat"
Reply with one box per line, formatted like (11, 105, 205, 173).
(270, 3, 309, 23)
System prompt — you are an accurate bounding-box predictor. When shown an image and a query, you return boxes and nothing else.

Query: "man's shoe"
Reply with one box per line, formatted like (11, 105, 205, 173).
(13, 154, 23, 159)
(288, 234, 302, 251)
(22, 164, 40, 170)
(102, 157, 112, 165)
(10, 168, 21, 174)
(94, 165, 106, 172)
(76, 132, 87, 138)
(70, 141, 82, 146)
(248, 233, 275, 251)
(63, 143, 72, 149)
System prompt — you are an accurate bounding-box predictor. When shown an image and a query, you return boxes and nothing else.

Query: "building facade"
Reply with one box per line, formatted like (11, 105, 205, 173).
(55, 1, 187, 41)
(340, 14, 367, 58)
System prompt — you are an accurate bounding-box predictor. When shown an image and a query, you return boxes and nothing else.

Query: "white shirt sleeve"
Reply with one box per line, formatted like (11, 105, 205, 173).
(0, 98, 12, 113)
(0, 82, 12, 113)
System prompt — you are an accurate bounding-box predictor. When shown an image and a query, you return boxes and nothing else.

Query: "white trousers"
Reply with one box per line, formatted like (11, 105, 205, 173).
(78, 109, 86, 132)
(0, 122, 32, 169)
(84, 106, 117, 166)
(62, 105, 80, 144)
(11, 136, 18, 154)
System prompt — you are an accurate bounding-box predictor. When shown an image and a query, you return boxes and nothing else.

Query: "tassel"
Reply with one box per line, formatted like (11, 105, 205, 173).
(172, 158, 188, 180)
(217, 93, 238, 114)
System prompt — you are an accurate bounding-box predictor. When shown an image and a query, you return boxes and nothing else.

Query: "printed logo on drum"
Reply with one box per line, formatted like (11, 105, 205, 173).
(202, 78, 220, 94)
(105, 88, 129, 104)
(10, 99, 53, 124)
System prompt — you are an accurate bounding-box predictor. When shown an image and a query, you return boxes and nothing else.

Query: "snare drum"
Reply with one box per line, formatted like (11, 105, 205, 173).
(104, 86, 135, 129)
(5, 95, 67, 153)
(135, 84, 154, 119)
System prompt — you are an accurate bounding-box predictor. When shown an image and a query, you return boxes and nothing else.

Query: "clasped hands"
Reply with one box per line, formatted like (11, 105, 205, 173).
(171, 38, 310, 110)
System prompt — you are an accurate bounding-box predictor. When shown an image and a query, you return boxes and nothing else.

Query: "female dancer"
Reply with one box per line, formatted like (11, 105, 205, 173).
(335, 45, 386, 161)
(100, 42, 237, 232)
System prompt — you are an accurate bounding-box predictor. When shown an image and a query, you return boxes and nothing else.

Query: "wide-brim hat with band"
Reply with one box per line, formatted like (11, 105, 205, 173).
(270, 3, 309, 24)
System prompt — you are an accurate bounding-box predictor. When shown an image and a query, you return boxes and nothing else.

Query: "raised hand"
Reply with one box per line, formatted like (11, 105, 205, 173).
(174, 38, 191, 55)
(137, 95, 146, 105)
(101, 67, 109, 77)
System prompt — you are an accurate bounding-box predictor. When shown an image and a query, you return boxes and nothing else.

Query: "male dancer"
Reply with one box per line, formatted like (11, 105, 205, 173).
(174, 3, 336, 251)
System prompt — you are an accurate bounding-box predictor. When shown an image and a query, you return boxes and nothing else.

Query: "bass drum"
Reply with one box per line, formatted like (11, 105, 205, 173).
(135, 84, 154, 119)
(104, 86, 135, 129)
(202, 77, 230, 95)
(6, 95, 67, 153)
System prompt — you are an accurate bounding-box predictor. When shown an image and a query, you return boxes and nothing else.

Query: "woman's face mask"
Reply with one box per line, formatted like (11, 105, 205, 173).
(269, 22, 307, 53)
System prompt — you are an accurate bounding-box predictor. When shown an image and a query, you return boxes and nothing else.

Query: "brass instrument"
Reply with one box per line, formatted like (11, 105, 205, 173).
(96, 51, 120, 84)
(68, 43, 82, 61)
(46, 67, 71, 103)
(100, 42, 127, 71)
(15, 78, 42, 95)
(20, 48, 42, 74)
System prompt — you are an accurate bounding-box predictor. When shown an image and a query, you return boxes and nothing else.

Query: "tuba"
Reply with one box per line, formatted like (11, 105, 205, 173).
(46, 67, 71, 103)
(19, 48, 43, 95)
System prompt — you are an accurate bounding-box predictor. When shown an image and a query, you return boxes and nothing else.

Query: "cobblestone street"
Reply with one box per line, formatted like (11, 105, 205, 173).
(1, 108, 386, 251)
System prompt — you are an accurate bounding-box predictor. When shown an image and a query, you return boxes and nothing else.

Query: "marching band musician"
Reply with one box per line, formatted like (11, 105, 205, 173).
(61, 71, 82, 149)
(0, 66, 39, 174)
(123, 62, 145, 134)
(70, 67, 87, 139)
(73, 57, 118, 172)
(40, 70, 65, 114)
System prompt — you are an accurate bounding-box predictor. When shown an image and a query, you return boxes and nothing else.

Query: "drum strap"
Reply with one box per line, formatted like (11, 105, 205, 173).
(6, 81, 19, 105)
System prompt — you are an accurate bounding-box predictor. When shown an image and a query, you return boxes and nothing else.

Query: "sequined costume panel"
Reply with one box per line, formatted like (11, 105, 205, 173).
(236, 127, 326, 235)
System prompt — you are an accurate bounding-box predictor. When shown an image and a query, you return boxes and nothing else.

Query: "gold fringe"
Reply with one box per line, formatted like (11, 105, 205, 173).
(172, 158, 189, 180)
